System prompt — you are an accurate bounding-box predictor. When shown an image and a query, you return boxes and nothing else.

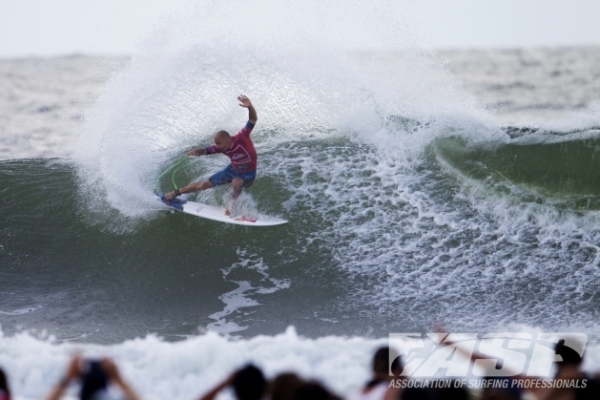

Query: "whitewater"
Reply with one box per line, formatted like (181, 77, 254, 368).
(2, 1, 600, 399)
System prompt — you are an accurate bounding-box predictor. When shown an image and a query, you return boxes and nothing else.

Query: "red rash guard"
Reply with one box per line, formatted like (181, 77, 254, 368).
(205, 121, 257, 173)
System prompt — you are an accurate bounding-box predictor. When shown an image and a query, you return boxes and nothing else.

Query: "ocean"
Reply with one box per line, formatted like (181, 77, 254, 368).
(2, 2, 600, 399)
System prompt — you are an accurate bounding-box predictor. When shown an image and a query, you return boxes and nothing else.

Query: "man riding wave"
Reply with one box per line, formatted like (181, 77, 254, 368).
(164, 95, 258, 207)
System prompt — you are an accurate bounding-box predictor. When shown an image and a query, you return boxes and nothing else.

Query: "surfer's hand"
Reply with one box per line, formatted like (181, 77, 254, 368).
(238, 94, 252, 108)
(187, 148, 207, 156)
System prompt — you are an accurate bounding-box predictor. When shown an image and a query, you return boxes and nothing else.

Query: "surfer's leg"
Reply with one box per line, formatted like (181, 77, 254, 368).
(165, 180, 212, 200)
(231, 177, 244, 199)
(231, 170, 255, 199)
(226, 173, 255, 215)
(184, 180, 213, 192)
(223, 178, 244, 216)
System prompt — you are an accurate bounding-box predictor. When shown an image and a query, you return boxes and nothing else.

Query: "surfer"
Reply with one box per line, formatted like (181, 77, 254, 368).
(164, 94, 258, 205)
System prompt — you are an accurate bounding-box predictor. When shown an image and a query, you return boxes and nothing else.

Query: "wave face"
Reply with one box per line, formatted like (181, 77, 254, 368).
(2, 0, 600, 381)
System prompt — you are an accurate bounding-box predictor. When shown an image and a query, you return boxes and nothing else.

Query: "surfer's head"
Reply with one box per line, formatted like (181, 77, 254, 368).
(214, 130, 232, 151)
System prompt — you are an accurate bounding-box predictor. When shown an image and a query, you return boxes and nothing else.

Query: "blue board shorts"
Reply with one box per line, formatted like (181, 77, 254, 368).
(209, 165, 256, 188)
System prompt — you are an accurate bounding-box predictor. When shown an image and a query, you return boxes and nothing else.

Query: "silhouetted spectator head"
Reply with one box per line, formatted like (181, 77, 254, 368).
(271, 373, 305, 400)
(79, 360, 108, 400)
(0, 368, 10, 400)
(555, 339, 583, 368)
(232, 364, 266, 400)
(373, 346, 403, 377)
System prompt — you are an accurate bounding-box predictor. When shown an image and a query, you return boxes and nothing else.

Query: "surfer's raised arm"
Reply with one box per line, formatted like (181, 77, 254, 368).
(186, 95, 256, 158)
(238, 94, 257, 124)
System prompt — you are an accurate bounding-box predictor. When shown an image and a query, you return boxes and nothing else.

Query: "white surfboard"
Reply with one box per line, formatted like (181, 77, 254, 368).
(158, 196, 288, 227)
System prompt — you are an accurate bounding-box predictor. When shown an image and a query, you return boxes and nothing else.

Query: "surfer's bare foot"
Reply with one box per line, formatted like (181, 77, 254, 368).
(225, 209, 231, 216)
(164, 189, 181, 201)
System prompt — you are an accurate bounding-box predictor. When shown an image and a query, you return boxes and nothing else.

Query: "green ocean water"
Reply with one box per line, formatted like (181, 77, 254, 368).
(3, 128, 600, 343)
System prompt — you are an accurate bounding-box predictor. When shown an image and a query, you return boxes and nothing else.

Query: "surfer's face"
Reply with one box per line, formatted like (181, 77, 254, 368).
(214, 133, 231, 151)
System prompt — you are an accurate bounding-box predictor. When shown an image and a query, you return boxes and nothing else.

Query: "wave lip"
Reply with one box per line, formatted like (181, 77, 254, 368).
(434, 126, 600, 209)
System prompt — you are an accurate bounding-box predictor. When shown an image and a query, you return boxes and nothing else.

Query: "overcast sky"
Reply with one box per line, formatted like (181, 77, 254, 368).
(1, 0, 599, 57)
